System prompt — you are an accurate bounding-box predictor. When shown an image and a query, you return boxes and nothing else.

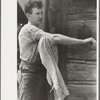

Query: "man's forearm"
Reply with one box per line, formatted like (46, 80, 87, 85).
(53, 34, 84, 45)
(40, 32, 93, 45)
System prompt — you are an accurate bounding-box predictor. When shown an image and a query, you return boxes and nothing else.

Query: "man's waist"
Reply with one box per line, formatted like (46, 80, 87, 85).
(19, 60, 45, 72)
(21, 60, 35, 65)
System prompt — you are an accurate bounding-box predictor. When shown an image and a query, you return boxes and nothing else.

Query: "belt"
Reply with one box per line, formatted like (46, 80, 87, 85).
(21, 60, 36, 65)
(20, 60, 46, 73)
(21, 69, 37, 73)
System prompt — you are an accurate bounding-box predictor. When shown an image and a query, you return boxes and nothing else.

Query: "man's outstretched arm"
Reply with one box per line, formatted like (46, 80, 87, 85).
(37, 32, 96, 45)
(52, 34, 95, 45)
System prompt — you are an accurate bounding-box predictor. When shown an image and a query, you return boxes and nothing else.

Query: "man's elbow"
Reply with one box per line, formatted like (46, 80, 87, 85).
(53, 34, 61, 44)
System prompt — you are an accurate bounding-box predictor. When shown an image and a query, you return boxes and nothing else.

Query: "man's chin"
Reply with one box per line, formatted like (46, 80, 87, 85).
(38, 22, 42, 25)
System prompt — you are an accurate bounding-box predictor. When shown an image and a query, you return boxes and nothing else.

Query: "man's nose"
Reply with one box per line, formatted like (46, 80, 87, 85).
(39, 14, 43, 18)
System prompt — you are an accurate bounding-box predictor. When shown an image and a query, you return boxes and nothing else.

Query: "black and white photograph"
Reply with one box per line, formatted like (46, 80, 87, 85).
(1, 0, 99, 100)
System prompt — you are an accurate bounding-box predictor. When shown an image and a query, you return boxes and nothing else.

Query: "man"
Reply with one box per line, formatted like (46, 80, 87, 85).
(18, 0, 96, 100)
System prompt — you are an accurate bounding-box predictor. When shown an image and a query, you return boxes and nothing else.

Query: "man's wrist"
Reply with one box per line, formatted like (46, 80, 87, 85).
(81, 39, 85, 44)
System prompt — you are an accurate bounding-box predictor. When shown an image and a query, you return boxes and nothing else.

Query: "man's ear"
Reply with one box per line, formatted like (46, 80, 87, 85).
(26, 13, 31, 19)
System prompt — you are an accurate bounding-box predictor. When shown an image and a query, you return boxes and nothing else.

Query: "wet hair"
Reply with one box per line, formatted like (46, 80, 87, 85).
(24, 0, 43, 14)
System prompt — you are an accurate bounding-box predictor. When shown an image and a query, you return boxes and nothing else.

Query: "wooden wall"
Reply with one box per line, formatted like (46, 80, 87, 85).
(64, 0, 96, 100)
(47, 0, 97, 100)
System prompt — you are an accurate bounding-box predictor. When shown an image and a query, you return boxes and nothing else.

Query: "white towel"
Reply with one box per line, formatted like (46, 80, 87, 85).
(38, 37, 69, 100)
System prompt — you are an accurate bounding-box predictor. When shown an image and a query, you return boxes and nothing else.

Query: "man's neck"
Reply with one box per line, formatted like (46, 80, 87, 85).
(28, 21, 39, 27)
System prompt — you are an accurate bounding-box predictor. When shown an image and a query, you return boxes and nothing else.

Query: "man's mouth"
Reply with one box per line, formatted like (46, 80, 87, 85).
(39, 19, 42, 22)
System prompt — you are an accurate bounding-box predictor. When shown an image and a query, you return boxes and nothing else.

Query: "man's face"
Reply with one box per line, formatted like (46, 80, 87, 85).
(29, 7, 43, 26)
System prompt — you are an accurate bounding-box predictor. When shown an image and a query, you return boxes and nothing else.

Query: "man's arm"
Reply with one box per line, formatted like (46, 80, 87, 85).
(36, 31, 95, 45)
(52, 34, 95, 45)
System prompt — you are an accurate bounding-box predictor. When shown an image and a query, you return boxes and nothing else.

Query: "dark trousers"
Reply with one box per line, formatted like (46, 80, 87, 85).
(18, 61, 49, 100)
(19, 72, 48, 100)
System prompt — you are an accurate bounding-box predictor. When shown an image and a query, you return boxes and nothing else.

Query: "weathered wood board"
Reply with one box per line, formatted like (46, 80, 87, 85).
(66, 45, 96, 60)
(66, 20, 96, 39)
(68, 14, 96, 20)
(66, 63, 96, 81)
(65, 84, 96, 100)
(68, 0, 96, 15)
(66, 51, 96, 60)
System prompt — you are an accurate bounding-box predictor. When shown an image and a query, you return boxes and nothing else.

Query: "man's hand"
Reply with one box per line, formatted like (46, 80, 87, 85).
(83, 37, 96, 47)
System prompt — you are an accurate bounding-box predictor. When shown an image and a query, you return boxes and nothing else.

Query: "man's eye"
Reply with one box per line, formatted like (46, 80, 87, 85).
(41, 12, 43, 15)
(36, 13, 39, 15)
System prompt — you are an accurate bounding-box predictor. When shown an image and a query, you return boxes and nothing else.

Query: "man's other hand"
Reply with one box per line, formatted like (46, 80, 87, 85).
(83, 37, 97, 47)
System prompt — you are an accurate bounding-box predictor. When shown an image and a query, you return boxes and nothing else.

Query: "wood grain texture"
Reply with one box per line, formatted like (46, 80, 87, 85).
(65, 84, 96, 100)
(66, 20, 96, 39)
(66, 63, 96, 81)
(68, 0, 96, 15)
(68, 14, 96, 20)
(66, 51, 96, 60)
(66, 60, 96, 65)
(67, 81, 96, 85)
(66, 47, 96, 60)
